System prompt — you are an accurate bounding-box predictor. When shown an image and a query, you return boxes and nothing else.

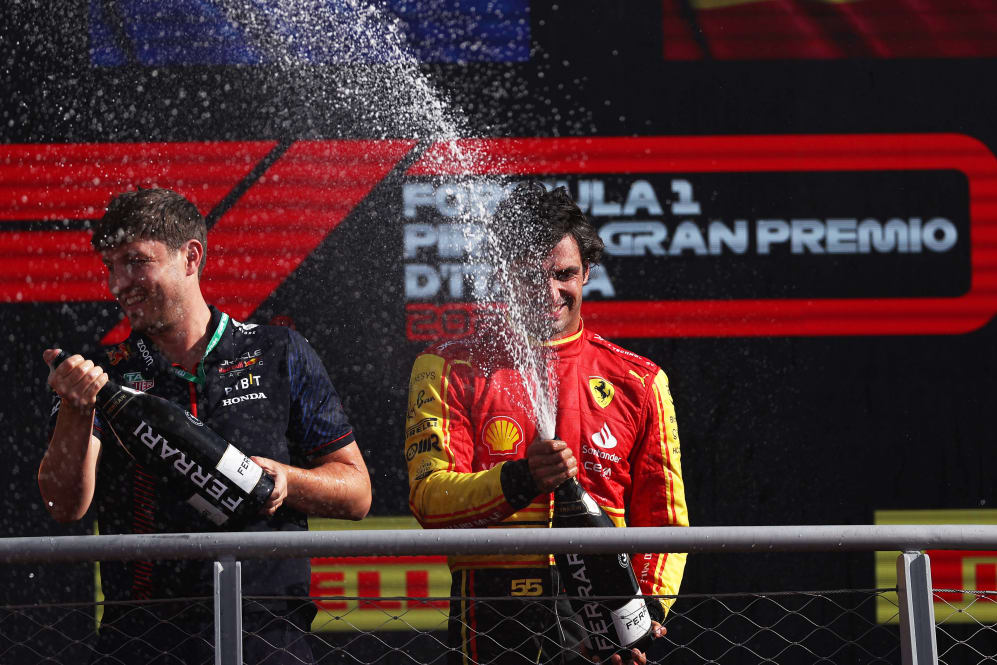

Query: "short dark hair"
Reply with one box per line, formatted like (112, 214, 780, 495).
(91, 188, 207, 273)
(492, 181, 603, 267)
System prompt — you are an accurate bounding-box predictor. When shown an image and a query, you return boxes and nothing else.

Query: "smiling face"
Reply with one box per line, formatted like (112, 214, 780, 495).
(100, 238, 194, 335)
(531, 234, 590, 340)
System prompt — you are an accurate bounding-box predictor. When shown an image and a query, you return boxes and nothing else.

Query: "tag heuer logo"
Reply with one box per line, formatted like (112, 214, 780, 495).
(123, 372, 154, 392)
(589, 377, 615, 408)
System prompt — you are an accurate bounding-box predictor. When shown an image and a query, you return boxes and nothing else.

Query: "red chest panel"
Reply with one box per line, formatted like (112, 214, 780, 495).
(461, 339, 650, 507)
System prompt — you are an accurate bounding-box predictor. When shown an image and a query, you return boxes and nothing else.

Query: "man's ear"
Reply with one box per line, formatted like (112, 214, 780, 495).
(183, 239, 204, 277)
(582, 263, 591, 285)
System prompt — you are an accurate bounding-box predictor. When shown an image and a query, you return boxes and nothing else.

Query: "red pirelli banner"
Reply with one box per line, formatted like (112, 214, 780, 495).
(875, 509, 997, 624)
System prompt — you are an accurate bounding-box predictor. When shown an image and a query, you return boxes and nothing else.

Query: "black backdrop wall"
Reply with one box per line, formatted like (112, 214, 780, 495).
(3, 1, 997, 661)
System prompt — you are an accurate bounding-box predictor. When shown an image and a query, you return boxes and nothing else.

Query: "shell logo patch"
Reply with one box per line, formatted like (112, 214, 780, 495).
(589, 377, 615, 408)
(482, 416, 524, 455)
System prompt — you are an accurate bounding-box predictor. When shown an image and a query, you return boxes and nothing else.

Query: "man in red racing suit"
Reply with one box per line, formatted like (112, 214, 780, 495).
(405, 182, 688, 665)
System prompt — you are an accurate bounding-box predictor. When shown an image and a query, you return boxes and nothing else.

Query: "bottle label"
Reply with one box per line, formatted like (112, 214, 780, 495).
(581, 491, 601, 515)
(102, 387, 139, 419)
(132, 420, 242, 512)
(611, 597, 652, 646)
(187, 493, 228, 525)
(216, 444, 264, 494)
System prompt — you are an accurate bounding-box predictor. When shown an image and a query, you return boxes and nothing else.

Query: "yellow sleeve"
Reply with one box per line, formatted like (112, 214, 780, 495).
(406, 353, 518, 528)
(630, 369, 689, 616)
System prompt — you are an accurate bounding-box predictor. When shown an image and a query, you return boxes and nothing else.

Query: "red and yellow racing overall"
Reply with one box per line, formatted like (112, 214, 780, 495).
(406, 323, 688, 664)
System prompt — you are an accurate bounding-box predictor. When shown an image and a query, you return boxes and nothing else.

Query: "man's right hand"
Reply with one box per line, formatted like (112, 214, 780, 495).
(44, 349, 108, 414)
(39, 349, 106, 523)
(524, 437, 577, 493)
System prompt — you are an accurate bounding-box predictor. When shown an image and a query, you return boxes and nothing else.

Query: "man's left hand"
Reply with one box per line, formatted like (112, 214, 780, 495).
(251, 456, 288, 516)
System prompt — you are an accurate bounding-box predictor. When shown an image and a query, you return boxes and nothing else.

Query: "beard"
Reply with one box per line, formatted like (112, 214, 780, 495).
(122, 287, 184, 337)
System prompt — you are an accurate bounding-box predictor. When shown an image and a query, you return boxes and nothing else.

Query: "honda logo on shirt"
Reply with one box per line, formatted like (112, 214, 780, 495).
(591, 423, 618, 449)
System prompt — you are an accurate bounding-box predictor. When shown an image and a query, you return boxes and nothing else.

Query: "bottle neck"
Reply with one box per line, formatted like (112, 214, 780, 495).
(554, 476, 584, 502)
(94, 373, 123, 412)
(51, 351, 121, 413)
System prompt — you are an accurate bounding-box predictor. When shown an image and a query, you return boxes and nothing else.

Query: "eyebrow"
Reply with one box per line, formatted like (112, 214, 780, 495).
(102, 250, 152, 264)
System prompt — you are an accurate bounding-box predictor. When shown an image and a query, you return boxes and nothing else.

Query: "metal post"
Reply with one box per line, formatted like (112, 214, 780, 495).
(214, 557, 243, 665)
(897, 551, 938, 665)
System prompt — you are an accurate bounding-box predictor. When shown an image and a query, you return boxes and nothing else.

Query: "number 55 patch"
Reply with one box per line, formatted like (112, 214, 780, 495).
(510, 578, 544, 596)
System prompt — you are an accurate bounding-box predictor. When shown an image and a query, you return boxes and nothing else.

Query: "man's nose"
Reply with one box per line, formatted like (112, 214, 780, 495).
(107, 267, 128, 295)
(547, 277, 561, 303)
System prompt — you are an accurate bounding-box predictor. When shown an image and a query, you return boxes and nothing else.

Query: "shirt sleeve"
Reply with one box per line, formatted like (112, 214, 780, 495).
(47, 391, 61, 429)
(406, 352, 520, 528)
(628, 369, 689, 616)
(47, 392, 105, 441)
(286, 329, 354, 460)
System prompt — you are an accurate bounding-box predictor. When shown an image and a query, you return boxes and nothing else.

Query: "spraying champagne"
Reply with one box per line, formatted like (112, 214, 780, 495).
(51, 350, 275, 528)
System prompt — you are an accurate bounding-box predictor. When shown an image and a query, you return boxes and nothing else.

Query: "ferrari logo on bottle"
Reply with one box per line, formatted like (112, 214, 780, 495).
(589, 377, 615, 408)
(481, 416, 524, 455)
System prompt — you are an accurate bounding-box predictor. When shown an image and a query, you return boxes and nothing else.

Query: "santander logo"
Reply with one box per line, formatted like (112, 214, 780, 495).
(591, 423, 618, 449)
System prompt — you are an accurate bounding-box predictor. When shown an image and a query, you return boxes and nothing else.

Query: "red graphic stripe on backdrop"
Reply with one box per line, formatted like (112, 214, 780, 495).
(0, 140, 418, 340)
(203, 139, 417, 322)
(409, 134, 997, 337)
(409, 134, 997, 176)
(0, 141, 276, 306)
(0, 231, 106, 301)
(0, 141, 275, 220)
(660, 0, 997, 61)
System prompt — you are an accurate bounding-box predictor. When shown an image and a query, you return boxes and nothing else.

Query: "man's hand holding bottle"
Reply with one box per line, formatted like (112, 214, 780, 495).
(44, 349, 108, 414)
(525, 436, 578, 492)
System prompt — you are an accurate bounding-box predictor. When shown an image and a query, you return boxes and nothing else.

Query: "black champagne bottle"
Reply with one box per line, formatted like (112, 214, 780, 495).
(553, 477, 653, 662)
(53, 351, 275, 528)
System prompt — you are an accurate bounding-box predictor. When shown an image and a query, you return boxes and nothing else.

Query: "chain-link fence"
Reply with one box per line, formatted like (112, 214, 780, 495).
(4, 526, 997, 664)
(932, 589, 997, 665)
(3, 588, 996, 664)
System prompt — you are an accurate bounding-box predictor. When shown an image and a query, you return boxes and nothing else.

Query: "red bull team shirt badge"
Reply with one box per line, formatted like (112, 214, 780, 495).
(481, 416, 525, 456)
(106, 343, 132, 366)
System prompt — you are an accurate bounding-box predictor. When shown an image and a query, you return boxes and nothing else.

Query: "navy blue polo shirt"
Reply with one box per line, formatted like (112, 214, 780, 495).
(50, 306, 354, 601)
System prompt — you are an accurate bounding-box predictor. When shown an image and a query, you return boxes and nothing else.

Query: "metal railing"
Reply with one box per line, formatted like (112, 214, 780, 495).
(4, 525, 997, 664)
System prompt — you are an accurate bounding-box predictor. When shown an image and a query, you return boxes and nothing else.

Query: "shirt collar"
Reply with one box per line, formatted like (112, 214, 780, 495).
(543, 319, 585, 356)
(168, 305, 229, 385)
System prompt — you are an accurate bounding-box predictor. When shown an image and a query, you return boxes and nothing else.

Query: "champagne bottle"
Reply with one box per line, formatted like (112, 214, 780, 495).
(553, 477, 653, 663)
(52, 350, 275, 528)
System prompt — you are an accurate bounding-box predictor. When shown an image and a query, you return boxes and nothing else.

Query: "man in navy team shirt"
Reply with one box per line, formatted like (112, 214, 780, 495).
(39, 187, 372, 663)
